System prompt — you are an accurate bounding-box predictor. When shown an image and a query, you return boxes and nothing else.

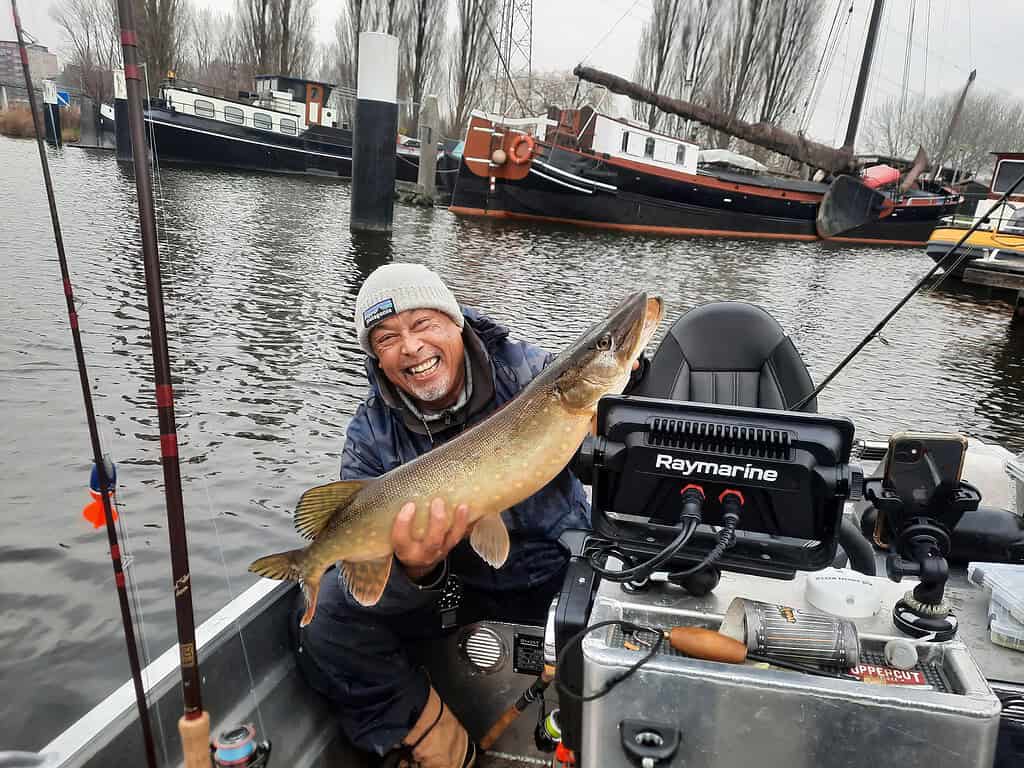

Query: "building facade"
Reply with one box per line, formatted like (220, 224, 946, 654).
(0, 41, 60, 89)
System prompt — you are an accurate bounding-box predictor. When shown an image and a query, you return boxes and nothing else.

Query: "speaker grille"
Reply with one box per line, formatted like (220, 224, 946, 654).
(459, 626, 506, 673)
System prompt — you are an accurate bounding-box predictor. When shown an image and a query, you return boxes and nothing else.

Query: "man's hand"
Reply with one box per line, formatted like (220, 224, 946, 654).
(392, 497, 470, 582)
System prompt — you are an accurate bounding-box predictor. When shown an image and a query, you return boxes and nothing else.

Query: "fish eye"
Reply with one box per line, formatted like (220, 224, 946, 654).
(596, 333, 612, 350)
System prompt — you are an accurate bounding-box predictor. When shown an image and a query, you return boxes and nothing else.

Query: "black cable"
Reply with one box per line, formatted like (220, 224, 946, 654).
(553, 620, 664, 703)
(667, 497, 742, 583)
(666, 525, 735, 583)
(588, 520, 698, 583)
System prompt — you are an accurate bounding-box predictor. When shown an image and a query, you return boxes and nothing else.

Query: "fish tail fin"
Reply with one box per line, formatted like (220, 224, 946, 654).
(248, 548, 305, 582)
(250, 549, 322, 626)
(299, 577, 322, 627)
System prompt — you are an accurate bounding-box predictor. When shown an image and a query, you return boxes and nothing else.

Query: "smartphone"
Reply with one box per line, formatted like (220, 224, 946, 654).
(882, 431, 968, 516)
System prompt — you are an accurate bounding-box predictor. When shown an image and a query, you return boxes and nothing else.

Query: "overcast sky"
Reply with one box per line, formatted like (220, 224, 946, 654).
(4, 1, 1022, 146)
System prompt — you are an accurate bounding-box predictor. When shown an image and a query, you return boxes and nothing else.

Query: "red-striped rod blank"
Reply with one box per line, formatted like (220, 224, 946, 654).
(112, 2, 213, 762)
(9, 1, 157, 766)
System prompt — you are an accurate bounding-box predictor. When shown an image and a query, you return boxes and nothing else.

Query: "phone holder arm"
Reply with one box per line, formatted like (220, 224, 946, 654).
(864, 479, 981, 640)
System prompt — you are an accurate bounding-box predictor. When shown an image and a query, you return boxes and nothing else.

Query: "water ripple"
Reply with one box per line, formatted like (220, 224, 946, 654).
(2, 135, 1023, 749)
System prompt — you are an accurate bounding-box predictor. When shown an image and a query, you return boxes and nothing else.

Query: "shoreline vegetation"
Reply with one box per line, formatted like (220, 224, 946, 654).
(0, 105, 81, 143)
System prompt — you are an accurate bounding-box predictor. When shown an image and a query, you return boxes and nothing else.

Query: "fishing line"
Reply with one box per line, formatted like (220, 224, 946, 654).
(793, 170, 1024, 411)
(141, 66, 269, 737)
(924, 183, 1024, 296)
(8, 2, 158, 765)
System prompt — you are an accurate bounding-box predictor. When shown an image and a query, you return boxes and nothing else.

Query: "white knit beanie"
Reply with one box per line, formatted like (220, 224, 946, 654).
(354, 263, 464, 356)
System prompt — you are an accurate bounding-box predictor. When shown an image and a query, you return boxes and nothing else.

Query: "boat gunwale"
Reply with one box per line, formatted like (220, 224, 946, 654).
(41, 578, 286, 764)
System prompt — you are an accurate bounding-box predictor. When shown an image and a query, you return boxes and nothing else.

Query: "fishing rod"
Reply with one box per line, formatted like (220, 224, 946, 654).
(9, 2, 159, 766)
(112, 1, 212, 765)
(793, 171, 1024, 411)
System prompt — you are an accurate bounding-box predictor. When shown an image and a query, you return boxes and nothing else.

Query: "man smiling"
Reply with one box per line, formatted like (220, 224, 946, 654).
(295, 263, 598, 768)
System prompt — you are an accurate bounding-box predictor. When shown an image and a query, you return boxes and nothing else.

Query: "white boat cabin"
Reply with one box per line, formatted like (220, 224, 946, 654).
(589, 113, 699, 175)
(972, 152, 1024, 232)
(493, 107, 700, 175)
(159, 73, 341, 137)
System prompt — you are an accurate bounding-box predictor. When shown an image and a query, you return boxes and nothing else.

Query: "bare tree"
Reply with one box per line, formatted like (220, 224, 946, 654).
(663, 0, 717, 139)
(864, 89, 1024, 180)
(528, 70, 604, 111)
(178, 8, 252, 96)
(188, 6, 218, 78)
(756, 0, 822, 125)
(239, 0, 274, 74)
(51, 0, 120, 104)
(134, 0, 190, 91)
(400, 0, 444, 127)
(447, 0, 497, 136)
(632, 0, 683, 130)
(276, 0, 316, 76)
(704, 0, 771, 148)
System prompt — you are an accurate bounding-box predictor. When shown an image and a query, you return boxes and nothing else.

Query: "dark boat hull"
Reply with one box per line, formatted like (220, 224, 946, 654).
(451, 115, 960, 245)
(113, 101, 459, 194)
(115, 101, 353, 177)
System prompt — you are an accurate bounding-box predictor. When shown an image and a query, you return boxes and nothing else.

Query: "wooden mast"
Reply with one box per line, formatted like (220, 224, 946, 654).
(843, 0, 886, 150)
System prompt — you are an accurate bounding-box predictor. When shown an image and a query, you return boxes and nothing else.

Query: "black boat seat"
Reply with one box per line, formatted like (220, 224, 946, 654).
(622, 301, 877, 575)
(632, 300, 817, 412)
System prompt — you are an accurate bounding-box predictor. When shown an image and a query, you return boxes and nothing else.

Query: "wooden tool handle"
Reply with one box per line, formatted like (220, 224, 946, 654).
(479, 707, 520, 750)
(178, 711, 212, 768)
(668, 627, 748, 664)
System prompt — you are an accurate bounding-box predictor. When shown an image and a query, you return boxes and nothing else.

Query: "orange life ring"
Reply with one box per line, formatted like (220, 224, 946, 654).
(510, 133, 535, 165)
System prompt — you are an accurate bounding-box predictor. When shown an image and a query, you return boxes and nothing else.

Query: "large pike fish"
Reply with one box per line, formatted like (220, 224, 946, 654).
(249, 292, 663, 626)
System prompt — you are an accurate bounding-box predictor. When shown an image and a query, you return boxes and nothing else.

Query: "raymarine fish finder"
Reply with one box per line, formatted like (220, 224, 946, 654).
(585, 395, 859, 579)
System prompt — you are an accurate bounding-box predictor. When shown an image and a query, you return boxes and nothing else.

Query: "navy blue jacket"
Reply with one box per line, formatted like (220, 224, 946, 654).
(337, 308, 590, 607)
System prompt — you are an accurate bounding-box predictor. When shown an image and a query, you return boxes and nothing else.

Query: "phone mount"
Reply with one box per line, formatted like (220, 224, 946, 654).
(865, 478, 981, 640)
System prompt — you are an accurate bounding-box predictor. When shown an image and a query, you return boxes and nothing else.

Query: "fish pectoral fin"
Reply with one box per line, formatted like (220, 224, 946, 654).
(294, 479, 367, 540)
(470, 512, 510, 569)
(339, 555, 394, 607)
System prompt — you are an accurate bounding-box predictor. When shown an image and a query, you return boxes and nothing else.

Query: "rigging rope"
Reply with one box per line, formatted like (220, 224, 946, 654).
(923, 0, 931, 100)
(798, 0, 846, 134)
(580, 0, 646, 66)
(897, 0, 916, 127)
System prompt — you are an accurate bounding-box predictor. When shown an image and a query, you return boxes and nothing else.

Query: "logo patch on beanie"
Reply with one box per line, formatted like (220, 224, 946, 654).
(363, 298, 397, 328)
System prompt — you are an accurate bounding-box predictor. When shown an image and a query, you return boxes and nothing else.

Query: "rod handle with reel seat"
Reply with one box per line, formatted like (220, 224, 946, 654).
(478, 666, 554, 751)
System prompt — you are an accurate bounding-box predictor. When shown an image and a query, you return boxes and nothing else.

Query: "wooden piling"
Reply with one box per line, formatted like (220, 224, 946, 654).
(416, 94, 439, 203)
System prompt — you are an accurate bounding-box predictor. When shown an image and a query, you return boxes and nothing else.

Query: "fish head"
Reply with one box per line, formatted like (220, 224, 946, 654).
(552, 292, 663, 414)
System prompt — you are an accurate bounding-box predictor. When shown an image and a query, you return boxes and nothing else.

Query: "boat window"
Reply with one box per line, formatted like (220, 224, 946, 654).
(676, 145, 687, 165)
(310, 87, 319, 100)
(280, 118, 297, 135)
(253, 112, 273, 130)
(992, 160, 1024, 195)
(1004, 206, 1024, 233)
(223, 106, 244, 125)
(194, 99, 215, 118)
(621, 131, 629, 153)
(644, 137, 655, 158)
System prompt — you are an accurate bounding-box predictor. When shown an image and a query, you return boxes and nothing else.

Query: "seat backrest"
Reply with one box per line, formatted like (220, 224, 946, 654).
(633, 301, 817, 412)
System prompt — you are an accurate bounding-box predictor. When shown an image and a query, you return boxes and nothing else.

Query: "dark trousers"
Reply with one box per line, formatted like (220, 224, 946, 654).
(293, 564, 565, 756)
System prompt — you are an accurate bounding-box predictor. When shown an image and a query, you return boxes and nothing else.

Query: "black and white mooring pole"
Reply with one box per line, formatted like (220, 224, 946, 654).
(351, 31, 399, 234)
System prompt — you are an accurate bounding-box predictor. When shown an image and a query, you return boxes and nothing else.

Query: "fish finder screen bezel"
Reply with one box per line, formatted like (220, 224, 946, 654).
(589, 396, 857, 579)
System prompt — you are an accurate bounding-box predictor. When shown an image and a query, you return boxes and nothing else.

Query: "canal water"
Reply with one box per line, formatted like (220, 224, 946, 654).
(1, 136, 1022, 751)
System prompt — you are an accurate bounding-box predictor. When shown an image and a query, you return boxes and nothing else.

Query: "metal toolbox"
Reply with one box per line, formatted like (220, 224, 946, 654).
(580, 573, 1002, 768)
